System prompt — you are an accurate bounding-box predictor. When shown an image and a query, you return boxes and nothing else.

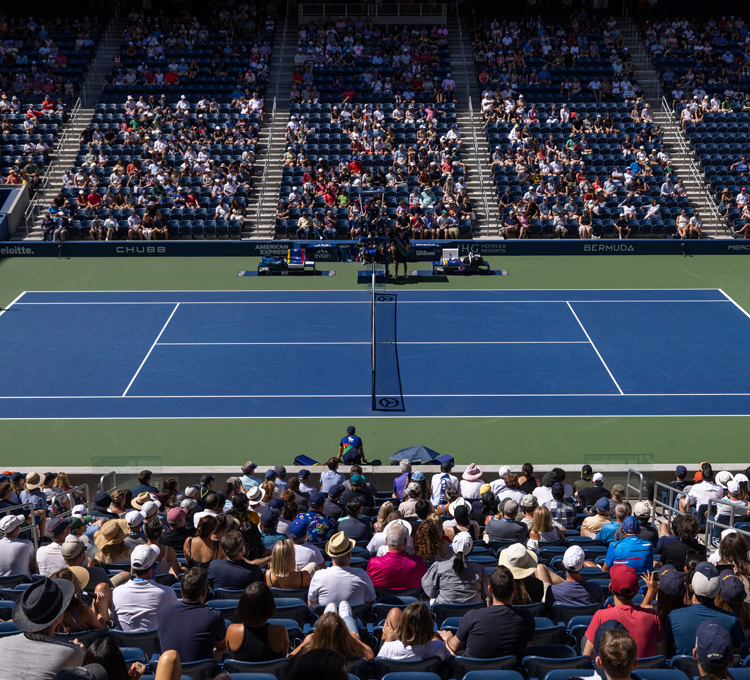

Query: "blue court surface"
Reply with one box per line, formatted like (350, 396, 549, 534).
(1, 288, 750, 419)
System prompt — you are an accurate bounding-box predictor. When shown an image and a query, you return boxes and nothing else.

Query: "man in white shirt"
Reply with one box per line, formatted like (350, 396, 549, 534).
(430, 461, 459, 506)
(489, 466, 512, 500)
(0, 514, 36, 576)
(687, 466, 723, 509)
(298, 470, 317, 496)
(308, 532, 376, 608)
(37, 517, 70, 576)
(112, 544, 178, 631)
(289, 519, 325, 570)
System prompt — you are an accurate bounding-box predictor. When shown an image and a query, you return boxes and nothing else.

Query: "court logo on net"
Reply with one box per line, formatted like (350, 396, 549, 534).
(583, 244, 635, 253)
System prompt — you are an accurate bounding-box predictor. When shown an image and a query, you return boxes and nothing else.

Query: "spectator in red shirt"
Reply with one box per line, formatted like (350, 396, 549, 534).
(365, 520, 426, 590)
(349, 156, 363, 175)
(87, 190, 102, 209)
(583, 564, 665, 659)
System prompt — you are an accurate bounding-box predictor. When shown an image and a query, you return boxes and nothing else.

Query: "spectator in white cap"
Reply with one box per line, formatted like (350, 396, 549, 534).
(716, 479, 749, 522)
(112, 544, 178, 631)
(398, 482, 424, 518)
(545, 545, 605, 606)
(0, 514, 36, 576)
(460, 464, 484, 500)
(140, 500, 161, 521)
(490, 466, 512, 499)
(123, 510, 146, 550)
(577, 472, 611, 509)
(422, 532, 489, 604)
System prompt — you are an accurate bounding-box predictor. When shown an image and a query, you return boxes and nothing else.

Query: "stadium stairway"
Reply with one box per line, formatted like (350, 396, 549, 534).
(448, 15, 499, 238)
(253, 11, 297, 239)
(617, 17, 728, 238)
(15, 16, 127, 240)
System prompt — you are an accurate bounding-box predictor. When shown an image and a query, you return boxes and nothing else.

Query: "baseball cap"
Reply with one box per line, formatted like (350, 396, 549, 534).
(94, 491, 111, 508)
(184, 486, 199, 499)
(551, 482, 565, 499)
(692, 562, 720, 598)
(288, 519, 307, 540)
(451, 531, 473, 556)
(498, 465, 511, 478)
(48, 517, 70, 537)
(593, 472, 604, 483)
(563, 545, 585, 572)
(346, 426, 356, 433)
(69, 515, 92, 532)
(298, 469, 310, 480)
(269, 498, 285, 510)
(728, 480, 741, 495)
(264, 469, 277, 480)
(611, 483, 625, 495)
(309, 493, 326, 508)
(633, 501, 651, 519)
(695, 622, 733, 669)
(520, 494, 538, 509)
(658, 564, 685, 596)
(61, 535, 87, 561)
(412, 471, 425, 482)
(200, 474, 215, 485)
(328, 484, 344, 498)
(0, 514, 25, 534)
(260, 508, 280, 525)
(719, 569, 746, 602)
(167, 507, 186, 523)
(350, 474, 365, 486)
(596, 497, 610, 512)
(581, 464, 593, 479)
(125, 510, 144, 527)
(140, 501, 160, 518)
(676, 465, 687, 477)
(610, 564, 639, 598)
(180, 498, 196, 512)
(131, 544, 160, 570)
(622, 516, 640, 534)
(274, 465, 286, 476)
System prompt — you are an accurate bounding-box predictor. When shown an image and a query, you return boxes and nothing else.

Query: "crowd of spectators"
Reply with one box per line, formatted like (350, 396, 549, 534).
(277, 20, 478, 242)
(1, 457, 750, 680)
(471, 13, 701, 239)
(645, 16, 750, 237)
(0, 15, 101, 190)
(43, 4, 273, 241)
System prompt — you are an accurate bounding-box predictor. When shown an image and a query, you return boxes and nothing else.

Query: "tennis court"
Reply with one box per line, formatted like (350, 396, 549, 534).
(2, 287, 749, 420)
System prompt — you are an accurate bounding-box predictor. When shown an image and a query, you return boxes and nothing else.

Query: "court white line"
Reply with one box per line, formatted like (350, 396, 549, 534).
(566, 302, 624, 396)
(1, 414, 748, 421)
(0, 291, 27, 320)
(21, 287, 724, 293)
(155, 341, 591, 346)
(2, 392, 750, 399)
(121, 304, 181, 397)
(12, 299, 733, 306)
(718, 289, 750, 321)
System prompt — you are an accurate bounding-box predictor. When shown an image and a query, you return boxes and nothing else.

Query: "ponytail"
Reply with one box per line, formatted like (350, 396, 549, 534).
(452, 551, 465, 576)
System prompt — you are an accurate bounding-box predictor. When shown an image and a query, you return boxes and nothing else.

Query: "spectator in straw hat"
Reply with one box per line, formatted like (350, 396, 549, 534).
(0, 577, 84, 673)
(308, 531, 375, 608)
(131, 492, 157, 512)
(0, 513, 36, 576)
(93, 520, 131, 566)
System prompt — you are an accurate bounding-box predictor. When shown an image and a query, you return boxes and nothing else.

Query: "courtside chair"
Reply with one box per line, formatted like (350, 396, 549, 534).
(371, 656, 444, 679)
(450, 656, 518, 677)
(109, 628, 160, 657)
(223, 658, 292, 680)
(634, 671, 690, 680)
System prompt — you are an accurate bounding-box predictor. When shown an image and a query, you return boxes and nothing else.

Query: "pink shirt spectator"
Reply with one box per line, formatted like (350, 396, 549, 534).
(366, 550, 427, 590)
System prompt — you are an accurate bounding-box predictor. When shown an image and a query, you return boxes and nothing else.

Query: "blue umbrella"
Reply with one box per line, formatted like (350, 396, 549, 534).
(388, 445, 443, 464)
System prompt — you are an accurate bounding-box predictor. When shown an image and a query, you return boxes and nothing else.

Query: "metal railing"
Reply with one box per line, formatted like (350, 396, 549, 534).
(0, 503, 40, 549)
(99, 471, 117, 493)
(625, 468, 644, 504)
(660, 96, 728, 236)
(651, 481, 686, 526)
(46, 484, 90, 519)
(704, 497, 750, 547)
(298, 3, 447, 17)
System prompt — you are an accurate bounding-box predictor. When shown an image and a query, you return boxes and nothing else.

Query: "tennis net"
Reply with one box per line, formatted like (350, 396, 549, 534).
(371, 291, 404, 411)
